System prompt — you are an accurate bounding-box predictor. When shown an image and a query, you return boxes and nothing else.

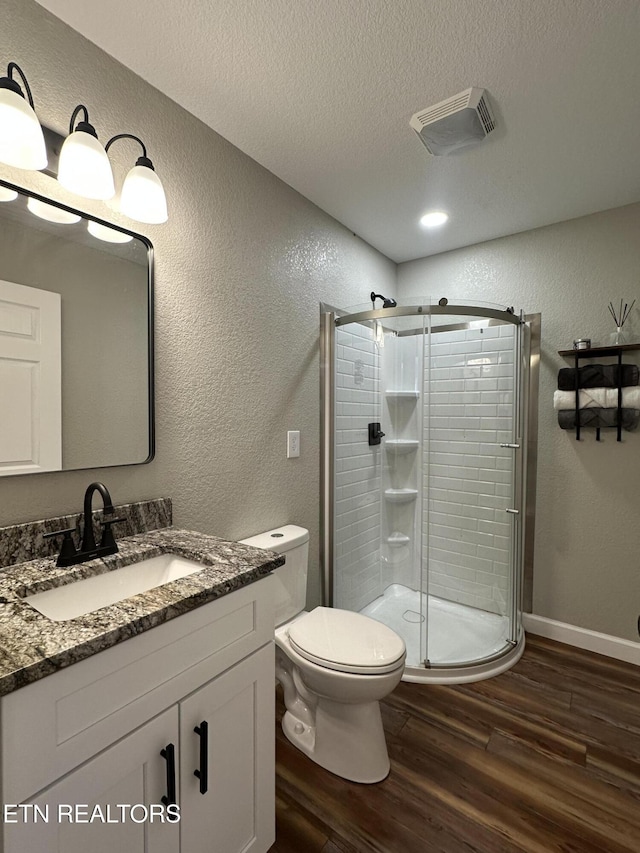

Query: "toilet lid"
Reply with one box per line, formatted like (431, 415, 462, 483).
(287, 607, 406, 675)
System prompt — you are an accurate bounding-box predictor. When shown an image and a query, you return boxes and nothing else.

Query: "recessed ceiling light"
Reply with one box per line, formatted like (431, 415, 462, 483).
(419, 211, 448, 228)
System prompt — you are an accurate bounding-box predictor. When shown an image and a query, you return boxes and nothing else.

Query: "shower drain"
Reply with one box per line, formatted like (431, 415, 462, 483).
(402, 609, 425, 624)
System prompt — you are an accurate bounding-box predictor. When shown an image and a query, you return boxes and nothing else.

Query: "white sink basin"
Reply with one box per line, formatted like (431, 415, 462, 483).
(23, 554, 205, 622)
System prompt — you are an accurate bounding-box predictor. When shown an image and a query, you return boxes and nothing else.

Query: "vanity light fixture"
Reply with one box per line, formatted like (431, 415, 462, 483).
(419, 210, 448, 228)
(57, 105, 115, 200)
(0, 185, 18, 202)
(0, 62, 47, 170)
(87, 219, 133, 243)
(105, 134, 168, 224)
(27, 196, 81, 224)
(0, 59, 168, 224)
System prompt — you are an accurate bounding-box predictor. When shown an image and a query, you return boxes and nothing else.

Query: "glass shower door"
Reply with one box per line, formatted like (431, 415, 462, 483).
(331, 311, 429, 670)
(424, 315, 521, 667)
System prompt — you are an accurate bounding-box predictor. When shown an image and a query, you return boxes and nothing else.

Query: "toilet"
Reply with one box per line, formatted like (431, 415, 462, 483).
(240, 524, 406, 783)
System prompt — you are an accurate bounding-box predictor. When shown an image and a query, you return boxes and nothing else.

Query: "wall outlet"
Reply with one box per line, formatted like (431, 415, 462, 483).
(287, 430, 300, 458)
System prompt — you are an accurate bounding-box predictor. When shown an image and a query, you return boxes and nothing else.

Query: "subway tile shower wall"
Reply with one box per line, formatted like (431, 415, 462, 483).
(333, 322, 515, 619)
(424, 325, 515, 615)
(334, 324, 383, 612)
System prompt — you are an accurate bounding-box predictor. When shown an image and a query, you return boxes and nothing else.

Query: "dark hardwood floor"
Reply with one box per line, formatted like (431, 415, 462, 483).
(268, 634, 640, 852)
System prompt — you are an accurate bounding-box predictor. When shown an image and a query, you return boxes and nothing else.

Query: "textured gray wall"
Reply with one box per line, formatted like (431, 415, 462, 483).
(0, 0, 396, 608)
(398, 203, 640, 642)
(6, 2, 637, 642)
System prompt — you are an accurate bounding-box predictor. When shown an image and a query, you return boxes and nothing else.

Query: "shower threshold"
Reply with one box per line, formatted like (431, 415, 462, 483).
(360, 583, 510, 668)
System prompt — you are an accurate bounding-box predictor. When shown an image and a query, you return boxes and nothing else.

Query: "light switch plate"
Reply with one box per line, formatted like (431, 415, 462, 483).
(287, 430, 300, 458)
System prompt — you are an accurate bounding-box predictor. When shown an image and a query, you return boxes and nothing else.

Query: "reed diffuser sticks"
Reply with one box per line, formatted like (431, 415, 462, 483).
(608, 299, 635, 329)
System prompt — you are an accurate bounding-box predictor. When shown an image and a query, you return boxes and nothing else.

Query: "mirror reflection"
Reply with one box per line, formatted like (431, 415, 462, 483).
(0, 181, 153, 477)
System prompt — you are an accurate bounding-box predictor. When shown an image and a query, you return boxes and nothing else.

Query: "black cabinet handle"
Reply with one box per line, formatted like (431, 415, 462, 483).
(193, 720, 209, 795)
(160, 743, 177, 806)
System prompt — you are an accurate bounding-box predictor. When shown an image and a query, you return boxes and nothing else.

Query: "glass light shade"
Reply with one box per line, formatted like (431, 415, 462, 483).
(87, 220, 133, 244)
(120, 164, 168, 224)
(27, 197, 81, 224)
(58, 130, 115, 200)
(0, 86, 47, 170)
(0, 186, 18, 202)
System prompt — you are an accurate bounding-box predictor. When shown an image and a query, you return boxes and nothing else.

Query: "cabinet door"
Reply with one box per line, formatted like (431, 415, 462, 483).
(179, 643, 275, 853)
(4, 707, 179, 853)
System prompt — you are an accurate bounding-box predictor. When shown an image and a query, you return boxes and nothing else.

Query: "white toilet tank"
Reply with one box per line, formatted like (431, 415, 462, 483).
(239, 525, 309, 627)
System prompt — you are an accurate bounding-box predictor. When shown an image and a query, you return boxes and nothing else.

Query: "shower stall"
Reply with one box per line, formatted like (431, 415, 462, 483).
(321, 300, 538, 683)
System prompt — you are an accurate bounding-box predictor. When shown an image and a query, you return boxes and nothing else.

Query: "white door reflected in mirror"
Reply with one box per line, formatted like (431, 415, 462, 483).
(0, 279, 61, 476)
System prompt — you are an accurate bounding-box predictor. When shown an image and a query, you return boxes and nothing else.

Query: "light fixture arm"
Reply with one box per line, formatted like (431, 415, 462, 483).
(106, 133, 154, 169)
(68, 103, 101, 139)
(6, 62, 35, 108)
(69, 104, 89, 134)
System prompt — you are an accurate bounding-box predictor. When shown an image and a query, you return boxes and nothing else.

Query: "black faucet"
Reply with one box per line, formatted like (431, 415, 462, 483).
(44, 482, 124, 568)
(80, 482, 115, 553)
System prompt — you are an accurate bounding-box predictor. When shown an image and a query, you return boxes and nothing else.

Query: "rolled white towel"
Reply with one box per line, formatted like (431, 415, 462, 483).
(554, 387, 640, 411)
(553, 388, 607, 410)
(620, 387, 640, 408)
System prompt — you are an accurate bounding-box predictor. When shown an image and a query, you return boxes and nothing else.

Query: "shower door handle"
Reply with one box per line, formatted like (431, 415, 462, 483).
(505, 508, 520, 515)
(500, 443, 520, 449)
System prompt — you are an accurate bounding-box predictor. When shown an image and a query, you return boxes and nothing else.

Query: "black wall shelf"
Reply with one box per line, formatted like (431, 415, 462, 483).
(558, 343, 640, 358)
(558, 343, 640, 442)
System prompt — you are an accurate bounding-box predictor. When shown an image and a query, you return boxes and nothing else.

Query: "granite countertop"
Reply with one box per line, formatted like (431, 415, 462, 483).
(0, 527, 284, 697)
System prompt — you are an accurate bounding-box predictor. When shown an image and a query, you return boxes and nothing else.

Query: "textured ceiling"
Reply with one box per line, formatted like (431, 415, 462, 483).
(35, 0, 640, 262)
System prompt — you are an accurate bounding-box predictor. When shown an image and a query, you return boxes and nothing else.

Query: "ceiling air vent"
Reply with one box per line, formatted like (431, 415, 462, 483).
(410, 87, 496, 156)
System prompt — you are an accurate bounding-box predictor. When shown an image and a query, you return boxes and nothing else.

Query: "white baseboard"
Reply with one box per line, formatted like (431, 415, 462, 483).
(523, 613, 640, 666)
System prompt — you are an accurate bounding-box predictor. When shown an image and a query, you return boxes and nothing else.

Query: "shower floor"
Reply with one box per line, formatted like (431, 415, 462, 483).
(360, 583, 510, 667)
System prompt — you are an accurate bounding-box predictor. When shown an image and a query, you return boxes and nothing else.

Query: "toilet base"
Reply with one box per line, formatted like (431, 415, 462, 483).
(281, 698, 390, 784)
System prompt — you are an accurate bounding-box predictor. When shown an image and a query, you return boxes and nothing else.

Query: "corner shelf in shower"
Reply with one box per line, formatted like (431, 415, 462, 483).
(384, 439, 419, 455)
(386, 532, 411, 547)
(384, 389, 420, 399)
(384, 488, 418, 504)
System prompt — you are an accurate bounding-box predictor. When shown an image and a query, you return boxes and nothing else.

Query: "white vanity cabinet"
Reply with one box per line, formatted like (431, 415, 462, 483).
(179, 645, 274, 853)
(6, 707, 180, 853)
(0, 575, 275, 853)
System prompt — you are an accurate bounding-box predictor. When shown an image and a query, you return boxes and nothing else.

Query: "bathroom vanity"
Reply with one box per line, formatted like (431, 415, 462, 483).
(0, 525, 282, 853)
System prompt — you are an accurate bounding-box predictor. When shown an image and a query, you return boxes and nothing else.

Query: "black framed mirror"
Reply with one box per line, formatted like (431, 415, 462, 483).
(0, 179, 154, 476)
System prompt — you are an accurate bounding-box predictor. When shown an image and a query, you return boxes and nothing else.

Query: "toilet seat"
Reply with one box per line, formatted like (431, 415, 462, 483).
(287, 607, 406, 675)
